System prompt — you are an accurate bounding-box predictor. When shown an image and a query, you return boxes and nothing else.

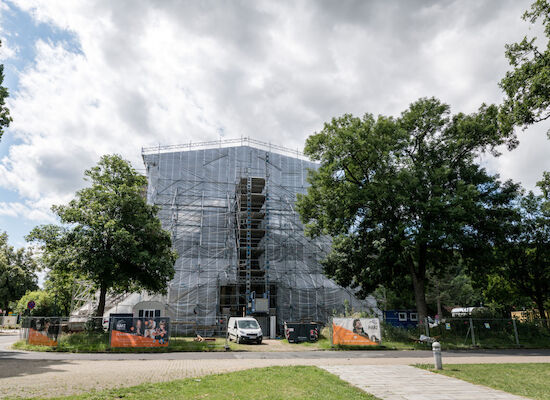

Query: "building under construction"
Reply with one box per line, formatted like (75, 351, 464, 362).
(138, 138, 378, 335)
(71, 139, 377, 335)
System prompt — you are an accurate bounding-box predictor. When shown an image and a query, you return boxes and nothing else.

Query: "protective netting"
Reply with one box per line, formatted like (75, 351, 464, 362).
(141, 139, 378, 335)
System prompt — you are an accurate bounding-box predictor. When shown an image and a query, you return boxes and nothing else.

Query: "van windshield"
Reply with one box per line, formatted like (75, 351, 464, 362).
(238, 320, 259, 329)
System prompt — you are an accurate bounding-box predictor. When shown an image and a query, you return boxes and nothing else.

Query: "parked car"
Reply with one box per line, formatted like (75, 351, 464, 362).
(227, 317, 263, 344)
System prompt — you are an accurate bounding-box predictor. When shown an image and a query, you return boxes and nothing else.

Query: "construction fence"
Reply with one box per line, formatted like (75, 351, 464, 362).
(19, 316, 230, 350)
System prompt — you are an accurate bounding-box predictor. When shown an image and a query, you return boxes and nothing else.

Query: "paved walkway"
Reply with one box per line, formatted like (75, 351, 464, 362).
(322, 365, 527, 400)
(1, 334, 548, 398)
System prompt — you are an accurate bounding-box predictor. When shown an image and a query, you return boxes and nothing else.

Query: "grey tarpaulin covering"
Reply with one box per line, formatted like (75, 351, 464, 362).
(140, 139, 378, 334)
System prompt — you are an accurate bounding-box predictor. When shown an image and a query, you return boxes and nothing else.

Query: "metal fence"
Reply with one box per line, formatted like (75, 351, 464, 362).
(382, 317, 550, 348)
(18, 315, 550, 349)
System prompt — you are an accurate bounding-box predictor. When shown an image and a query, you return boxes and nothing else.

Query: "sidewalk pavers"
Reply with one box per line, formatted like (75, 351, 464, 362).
(321, 365, 527, 400)
(2, 345, 548, 399)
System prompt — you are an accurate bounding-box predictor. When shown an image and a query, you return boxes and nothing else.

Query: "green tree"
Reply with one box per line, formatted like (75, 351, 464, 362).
(493, 182, 550, 320)
(372, 284, 415, 311)
(500, 0, 550, 134)
(0, 40, 12, 141)
(28, 155, 177, 316)
(482, 274, 532, 315)
(37, 243, 87, 316)
(43, 268, 79, 316)
(426, 265, 483, 317)
(0, 232, 39, 312)
(296, 98, 518, 321)
(15, 290, 56, 316)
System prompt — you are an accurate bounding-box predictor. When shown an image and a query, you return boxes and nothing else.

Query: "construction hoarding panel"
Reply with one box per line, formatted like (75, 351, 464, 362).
(110, 317, 170, 348)
(332, 317, 381, 346)
(27, 317, 61, 346)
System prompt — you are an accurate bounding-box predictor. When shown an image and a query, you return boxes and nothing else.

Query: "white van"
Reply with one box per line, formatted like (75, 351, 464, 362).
(227, 317, 263, 344)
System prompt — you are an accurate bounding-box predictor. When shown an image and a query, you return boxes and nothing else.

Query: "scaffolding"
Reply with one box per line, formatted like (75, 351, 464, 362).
(141, 138, 378, 335)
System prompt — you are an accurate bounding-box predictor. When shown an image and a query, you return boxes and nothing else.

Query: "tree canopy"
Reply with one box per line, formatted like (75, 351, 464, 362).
(296, 97, 518, 321)
(492, 0, 550, 319)
(0, 40, 12, 142)
(500, 0, 550, 134)
(488, 176, 550, 320)
(0, 232, 39, 313)
(426, 264, 482, 318)
(43, 268, 80, 317)
(28, 154, 177, 316)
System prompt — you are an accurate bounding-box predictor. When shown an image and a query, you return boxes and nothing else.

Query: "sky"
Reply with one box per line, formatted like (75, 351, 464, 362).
(0, 0, 549, 250)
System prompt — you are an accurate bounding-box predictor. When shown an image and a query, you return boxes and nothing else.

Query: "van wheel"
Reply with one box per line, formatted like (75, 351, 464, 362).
(256, 338, 262, 344)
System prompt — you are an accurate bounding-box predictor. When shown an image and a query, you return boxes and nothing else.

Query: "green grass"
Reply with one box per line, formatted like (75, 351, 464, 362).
(281, 336, 332, 348)
(281, 332, 405, 351)
(20, 366, 379, 400)
(12, 332, 231, 353)
(416, 363, 550, 400)
(381, 321, 550, 350)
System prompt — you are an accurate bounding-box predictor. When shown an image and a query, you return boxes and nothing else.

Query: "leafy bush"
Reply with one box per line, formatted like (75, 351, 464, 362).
(381, 322, 415, 342)
(15, 290, 56, 316)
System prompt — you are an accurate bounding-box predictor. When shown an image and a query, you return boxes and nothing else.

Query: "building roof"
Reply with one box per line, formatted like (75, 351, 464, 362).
(141, 137, 311, 161)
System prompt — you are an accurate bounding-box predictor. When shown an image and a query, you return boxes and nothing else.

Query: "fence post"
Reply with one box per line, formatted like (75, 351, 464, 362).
(512, 318, 520, 346)
(330, 317, 334, 348)
(469, 318, 476, 346)
(424, 317, 430, 337)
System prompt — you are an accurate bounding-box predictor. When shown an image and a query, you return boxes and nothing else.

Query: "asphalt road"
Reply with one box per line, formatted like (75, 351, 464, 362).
(2, 333, 550, 361)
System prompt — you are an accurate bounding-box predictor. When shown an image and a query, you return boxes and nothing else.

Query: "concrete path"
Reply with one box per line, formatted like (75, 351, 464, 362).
(322, 365, 527, 400)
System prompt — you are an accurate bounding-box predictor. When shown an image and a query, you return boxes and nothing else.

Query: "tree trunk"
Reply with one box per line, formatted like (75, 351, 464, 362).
(410, 244, 429, 322)
(412, 271, 428, 322)
(435, 280, 443, 318)
(95, 283, 107, 317)
(534, 294, 547, 326)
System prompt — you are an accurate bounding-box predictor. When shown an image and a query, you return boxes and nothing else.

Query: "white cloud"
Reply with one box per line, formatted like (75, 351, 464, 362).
(0, 200, 55, 222)
(0, 39, 17, 61)
(1, 0, 550, 228)
(0, 3, 18, 61)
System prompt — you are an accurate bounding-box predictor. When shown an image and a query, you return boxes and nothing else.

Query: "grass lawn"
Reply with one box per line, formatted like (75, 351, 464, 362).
(417, 363, 550, 400)
(32, 366, 379, 400)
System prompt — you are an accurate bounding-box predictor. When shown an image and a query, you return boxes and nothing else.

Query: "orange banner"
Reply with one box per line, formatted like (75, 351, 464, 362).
(332, 318, 381, 346)
(110, 330, 169, 348)
(28, 328, 58, 346)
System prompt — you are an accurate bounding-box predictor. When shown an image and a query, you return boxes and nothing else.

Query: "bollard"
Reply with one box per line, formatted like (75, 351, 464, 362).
(224, 334, 230, 351)
(432, 341, 442, 370)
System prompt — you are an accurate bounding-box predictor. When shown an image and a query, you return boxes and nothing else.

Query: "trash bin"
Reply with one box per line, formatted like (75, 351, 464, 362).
(284, 322, 320, 343)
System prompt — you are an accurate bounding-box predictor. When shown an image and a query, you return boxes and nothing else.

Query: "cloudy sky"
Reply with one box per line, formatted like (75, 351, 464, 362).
(0, 0, 549, 247)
